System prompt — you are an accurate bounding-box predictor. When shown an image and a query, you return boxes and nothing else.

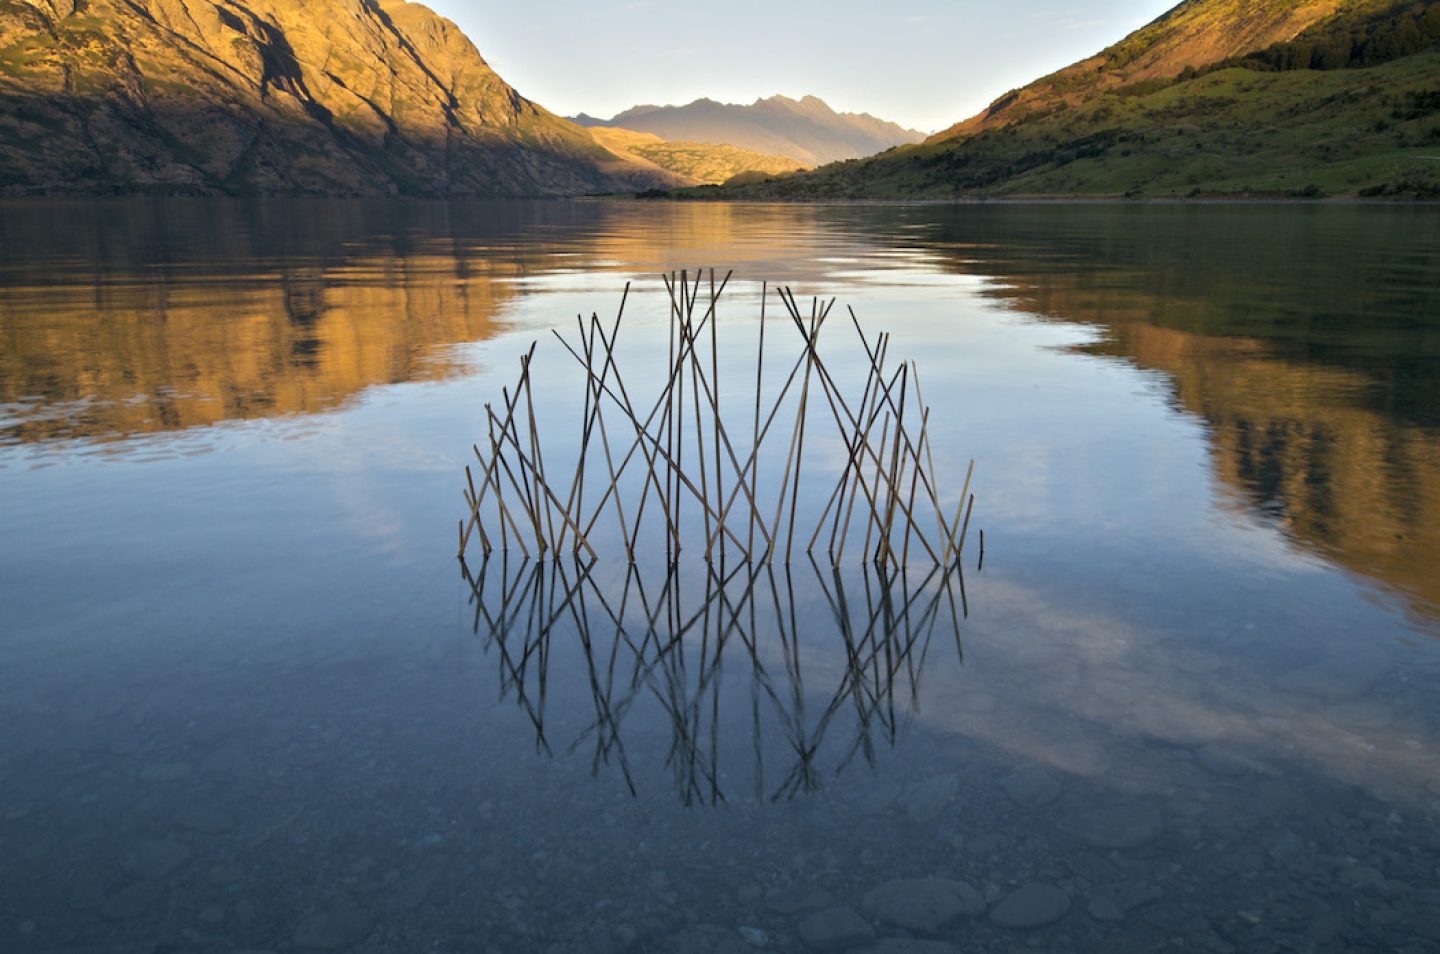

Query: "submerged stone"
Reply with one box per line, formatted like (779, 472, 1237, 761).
(292, 904, 375, 950)
(988, 883, 1071, 929)
(1060, 799, 1164, 849)
(861, 878, 985, 932)
(766, 884, 838, 914)
(119, 840, 192, 881)
(797, 906, 875, 950)
(1000, 768, 1063, 808)
(1086, 894, 1125, 922)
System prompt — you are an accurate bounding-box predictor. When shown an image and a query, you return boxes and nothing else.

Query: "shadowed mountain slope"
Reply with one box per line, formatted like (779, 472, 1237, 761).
(0, 0, 670, 195)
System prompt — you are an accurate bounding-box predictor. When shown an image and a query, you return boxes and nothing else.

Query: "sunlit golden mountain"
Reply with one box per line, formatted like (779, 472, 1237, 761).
(0, 0, 670, 195)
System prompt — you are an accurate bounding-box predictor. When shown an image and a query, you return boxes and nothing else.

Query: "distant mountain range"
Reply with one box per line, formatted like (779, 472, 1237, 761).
(712, 0, 1440, 200)
(585, 127, 805, 186)
(573, 95, 925, 166)
(0, 0, 669, 196)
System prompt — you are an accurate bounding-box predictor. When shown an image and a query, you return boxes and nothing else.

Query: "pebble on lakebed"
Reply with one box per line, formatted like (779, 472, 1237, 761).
(988, 883, 1072, 929)
(861, 878, 985, 933)
(1058, 798, 1164, 849)
(797, 905, 876, 950)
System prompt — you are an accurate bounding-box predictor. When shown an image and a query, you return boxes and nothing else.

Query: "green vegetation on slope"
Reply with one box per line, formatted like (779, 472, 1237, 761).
(698, 0, 1440, 200)
(707, 53, 1440, 199)
(1203, 0, 1440, 72)
(928, 0, 1401, 141)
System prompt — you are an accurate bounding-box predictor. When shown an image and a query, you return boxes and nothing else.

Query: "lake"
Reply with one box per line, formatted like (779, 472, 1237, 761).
(2, 199, 1438, 953)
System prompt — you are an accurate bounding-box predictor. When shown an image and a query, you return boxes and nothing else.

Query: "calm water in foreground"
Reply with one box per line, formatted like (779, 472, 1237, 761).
(2, 200, 1439, 953)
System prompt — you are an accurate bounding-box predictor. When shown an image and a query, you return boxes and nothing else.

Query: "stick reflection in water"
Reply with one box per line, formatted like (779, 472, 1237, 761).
(461, 556, 970, 806)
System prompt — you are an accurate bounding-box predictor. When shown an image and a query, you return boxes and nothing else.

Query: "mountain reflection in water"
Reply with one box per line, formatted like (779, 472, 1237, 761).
(1, 199, 1438, 627)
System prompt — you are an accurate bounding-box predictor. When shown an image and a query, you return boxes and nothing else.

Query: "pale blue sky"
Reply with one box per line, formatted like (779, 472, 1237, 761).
(426, 1, 1179, 133)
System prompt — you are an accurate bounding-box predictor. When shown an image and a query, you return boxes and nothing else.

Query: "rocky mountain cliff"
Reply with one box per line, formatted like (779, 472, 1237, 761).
(0, 0, 669, 195)
(575, 95, 924, 166)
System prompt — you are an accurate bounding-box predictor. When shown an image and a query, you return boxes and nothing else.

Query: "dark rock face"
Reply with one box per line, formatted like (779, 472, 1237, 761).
(0, 0, 668, 196)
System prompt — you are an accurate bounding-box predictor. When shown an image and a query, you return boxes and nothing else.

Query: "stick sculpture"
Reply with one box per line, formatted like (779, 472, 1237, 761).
(459, 271, 976, 568)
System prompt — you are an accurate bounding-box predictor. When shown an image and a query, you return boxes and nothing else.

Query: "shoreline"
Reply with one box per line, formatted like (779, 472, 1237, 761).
(1, 192, 1437, 207)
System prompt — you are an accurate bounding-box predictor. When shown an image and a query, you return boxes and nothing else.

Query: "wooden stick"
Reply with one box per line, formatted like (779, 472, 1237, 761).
(957, 493, 975, 556)
(522, 355, 558, 554)
(784, 295, 830, 564)
(497, 385, 545, 554)
(807, 335, 885, 555)
(748, 282, 766, 558)
(481, 416, 530, 556)
(834, 333, 892, 559)
(945, 459, 975, 562)
(486, 404, 598, 560)
(908, 361, 953, 563)
(846, 307, 948, 534)
(554, 333, 752, 555)
(879, 363, 908, 566)
(709, 269, 725, 563)
(901, 407, 927, 567)
(799, 341, 941, 565)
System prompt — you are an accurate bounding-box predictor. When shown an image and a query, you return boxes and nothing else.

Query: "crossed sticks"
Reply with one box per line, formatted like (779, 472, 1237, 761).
(459, 272, 977, 569)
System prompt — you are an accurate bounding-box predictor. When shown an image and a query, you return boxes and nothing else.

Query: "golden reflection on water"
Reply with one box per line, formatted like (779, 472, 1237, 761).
(958, 208, 1440, 624)
(0, 257, 518, 444)
(0, 200, 853, 447)
(1110, 320, 1440, 620)
(2, 199, 1439, 625)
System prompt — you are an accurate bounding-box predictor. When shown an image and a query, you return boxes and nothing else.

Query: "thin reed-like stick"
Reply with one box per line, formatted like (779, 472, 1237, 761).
(709, 270, 725, 563)
(748, 282, 766, 557)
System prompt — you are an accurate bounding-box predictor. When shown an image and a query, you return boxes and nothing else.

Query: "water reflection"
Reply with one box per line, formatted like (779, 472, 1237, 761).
(0, 200, 862, 447)
(904, 205, 1440, 623)
(463, 556, 968, 805)
(2, 199, 1438, 623)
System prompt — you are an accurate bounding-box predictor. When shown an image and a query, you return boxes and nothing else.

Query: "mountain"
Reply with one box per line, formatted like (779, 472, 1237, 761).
(711, 0, 1440, 199)
(575, 95, 925, 166)
(585, 126, 804, 186)
(0, 0, 669, 196)
(933, 0, 1382, 141)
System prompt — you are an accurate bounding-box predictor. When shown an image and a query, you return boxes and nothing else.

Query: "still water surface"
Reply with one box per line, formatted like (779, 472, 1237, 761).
(2, 200, 1439, 953)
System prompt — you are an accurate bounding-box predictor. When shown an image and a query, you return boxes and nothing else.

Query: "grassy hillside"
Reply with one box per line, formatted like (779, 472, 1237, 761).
(587, 127, 805, 186)
(699, 0, 1440, 200)
(931, 0, 1402, 140)
(708, 51, 1440, 199)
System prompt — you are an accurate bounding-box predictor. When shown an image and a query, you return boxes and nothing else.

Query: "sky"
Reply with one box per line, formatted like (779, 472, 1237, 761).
(424, 1, 1180, 133)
